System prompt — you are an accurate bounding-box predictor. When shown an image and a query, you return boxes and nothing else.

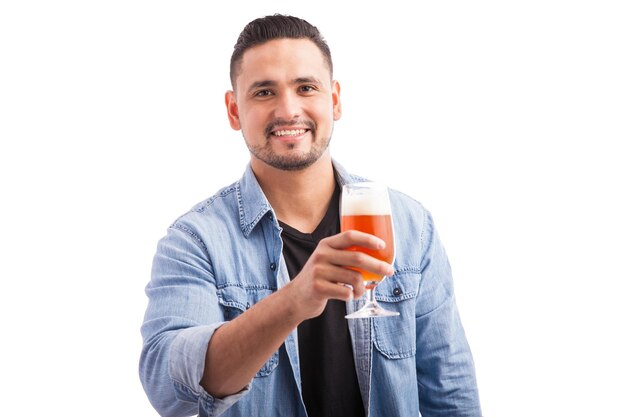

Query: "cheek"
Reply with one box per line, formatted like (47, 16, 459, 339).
(310, 99, 335, 123)
(239, 109, 264, 131)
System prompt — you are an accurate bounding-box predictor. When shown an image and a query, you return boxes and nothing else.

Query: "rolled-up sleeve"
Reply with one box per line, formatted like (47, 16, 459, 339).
(414, 211, 482, 417)
(139, 223, 250, 417)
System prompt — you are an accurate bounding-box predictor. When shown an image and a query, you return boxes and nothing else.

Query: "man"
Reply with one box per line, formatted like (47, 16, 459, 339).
(140, 14, 482, 417)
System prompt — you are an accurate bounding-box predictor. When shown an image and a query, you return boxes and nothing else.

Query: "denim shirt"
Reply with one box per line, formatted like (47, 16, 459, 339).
(140, 161, 482, 417)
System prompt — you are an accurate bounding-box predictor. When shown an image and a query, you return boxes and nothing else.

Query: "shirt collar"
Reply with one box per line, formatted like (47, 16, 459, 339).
(236, 164, 272, 237)
(235, 159, 361, 237)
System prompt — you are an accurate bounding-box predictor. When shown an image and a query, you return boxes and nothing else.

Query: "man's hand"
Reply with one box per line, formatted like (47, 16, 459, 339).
(284, 230, 395, 320)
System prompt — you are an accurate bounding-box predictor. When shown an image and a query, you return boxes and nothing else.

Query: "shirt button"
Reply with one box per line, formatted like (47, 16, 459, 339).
(270, 263, 276, 271)
(392, 287, 402, 296)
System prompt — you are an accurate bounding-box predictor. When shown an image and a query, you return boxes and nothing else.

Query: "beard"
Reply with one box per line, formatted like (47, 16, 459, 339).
(245, 119, 333, 171)
(247, 140, 330, 171)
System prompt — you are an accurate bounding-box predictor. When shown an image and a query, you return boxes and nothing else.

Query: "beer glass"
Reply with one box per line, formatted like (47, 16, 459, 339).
(341, 182, 399, 319)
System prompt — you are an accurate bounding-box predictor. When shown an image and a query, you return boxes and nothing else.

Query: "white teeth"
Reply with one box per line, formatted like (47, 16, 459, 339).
(273, 129, 306, 137)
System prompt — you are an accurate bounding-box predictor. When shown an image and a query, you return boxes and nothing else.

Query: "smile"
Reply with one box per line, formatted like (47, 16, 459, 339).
(272, 129, 308, 137)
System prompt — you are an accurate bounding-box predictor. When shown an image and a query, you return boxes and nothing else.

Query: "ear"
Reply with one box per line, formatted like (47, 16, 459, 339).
(225, 90, 241, 130)
(332, 80, 342, 121)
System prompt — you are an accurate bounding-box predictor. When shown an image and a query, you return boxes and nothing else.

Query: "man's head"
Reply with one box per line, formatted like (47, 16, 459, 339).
(226, 15, 342, 172)
(230, 14, 333, 90)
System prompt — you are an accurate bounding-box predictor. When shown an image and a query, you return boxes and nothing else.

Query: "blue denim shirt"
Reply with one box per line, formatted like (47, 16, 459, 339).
(140, 161, 482, 417)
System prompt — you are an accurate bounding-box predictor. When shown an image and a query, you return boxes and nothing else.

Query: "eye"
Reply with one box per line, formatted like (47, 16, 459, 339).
(254, 89, 273, 97)
(298, 85, 317, 94)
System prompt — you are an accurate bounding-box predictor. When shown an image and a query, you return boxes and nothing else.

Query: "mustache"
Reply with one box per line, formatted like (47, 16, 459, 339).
(264, 118, 316, 137)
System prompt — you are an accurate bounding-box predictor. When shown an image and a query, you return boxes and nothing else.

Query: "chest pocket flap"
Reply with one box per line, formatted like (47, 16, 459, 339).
(373, 271, 421, 359)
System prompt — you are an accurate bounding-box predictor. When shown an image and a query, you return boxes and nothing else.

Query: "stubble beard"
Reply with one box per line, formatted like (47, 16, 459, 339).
(246, 123, 333, 172)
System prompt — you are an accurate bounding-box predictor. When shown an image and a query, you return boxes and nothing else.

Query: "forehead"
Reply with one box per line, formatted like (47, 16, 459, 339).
(236, 38, 331, 88)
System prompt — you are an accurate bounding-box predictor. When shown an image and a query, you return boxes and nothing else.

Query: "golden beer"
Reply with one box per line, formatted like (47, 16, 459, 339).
(341, 182, 395, 288)
(341, 214, 394, 284)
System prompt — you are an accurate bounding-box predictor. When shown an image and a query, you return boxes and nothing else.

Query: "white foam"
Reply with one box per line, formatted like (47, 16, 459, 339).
(341, 187, 392, 216)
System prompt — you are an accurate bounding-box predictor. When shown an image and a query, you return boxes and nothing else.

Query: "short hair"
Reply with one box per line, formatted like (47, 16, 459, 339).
(229, 14, 333, 88)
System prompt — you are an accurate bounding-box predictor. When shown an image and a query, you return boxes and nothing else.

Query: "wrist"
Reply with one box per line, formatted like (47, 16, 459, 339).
(276, 281, 309, 325)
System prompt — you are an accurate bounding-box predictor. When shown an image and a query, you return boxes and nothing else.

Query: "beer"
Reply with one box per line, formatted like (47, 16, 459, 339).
(341, 183, 395, 285)
(341, 214, 394, 283)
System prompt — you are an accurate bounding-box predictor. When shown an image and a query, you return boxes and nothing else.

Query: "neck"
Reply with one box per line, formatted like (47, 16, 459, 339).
(251, 153, 336, 233)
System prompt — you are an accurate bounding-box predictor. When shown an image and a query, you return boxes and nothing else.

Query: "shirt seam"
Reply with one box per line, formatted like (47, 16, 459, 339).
(171, 222, 209, 257)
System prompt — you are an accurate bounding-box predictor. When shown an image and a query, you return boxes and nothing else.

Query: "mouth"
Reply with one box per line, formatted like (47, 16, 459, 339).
(265, 119, 316, 141)
(268, 127, 313, 144)
(271, 128, 309, 138)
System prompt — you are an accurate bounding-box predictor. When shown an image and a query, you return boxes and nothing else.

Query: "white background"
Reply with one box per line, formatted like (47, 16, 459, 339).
(1, 1, 625, 416)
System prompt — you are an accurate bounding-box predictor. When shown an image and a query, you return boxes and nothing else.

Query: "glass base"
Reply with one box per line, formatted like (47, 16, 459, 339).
(345, 300, 400, 319)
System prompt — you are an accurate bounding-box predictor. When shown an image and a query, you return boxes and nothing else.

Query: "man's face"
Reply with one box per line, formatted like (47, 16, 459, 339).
(226, 38, 342, 171)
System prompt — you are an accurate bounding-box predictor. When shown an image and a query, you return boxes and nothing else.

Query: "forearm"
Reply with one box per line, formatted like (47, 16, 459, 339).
(200, 283, 302, 397)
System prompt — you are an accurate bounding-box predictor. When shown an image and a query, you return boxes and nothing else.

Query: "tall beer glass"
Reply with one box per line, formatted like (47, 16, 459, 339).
(341, 182, 399, 319)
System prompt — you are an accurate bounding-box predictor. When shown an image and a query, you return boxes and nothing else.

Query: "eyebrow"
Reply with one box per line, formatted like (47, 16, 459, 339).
(246, 77, 323, 94)
(294, 76, 322, 85)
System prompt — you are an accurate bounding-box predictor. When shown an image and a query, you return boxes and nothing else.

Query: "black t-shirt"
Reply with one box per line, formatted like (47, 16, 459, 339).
(279, 184, 365, 417)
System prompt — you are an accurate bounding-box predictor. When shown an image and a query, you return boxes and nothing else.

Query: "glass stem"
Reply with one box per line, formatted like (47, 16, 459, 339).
(364, 283, 377, 305)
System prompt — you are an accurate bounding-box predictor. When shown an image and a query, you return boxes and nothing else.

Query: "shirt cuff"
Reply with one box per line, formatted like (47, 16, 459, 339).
(169, 324, 252, 415)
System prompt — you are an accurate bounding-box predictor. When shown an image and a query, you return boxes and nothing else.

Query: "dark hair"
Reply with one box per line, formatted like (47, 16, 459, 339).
(229, 14, 333, 88)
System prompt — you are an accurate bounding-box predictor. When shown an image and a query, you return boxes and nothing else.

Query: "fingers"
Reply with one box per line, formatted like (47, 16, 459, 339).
(318, 231, 394, 277)
(312, 277, 362, 301)
(285, 261, 365, 320)
(325, 229, 386, 251)
(306, 261, 366, 293)
(333, 249, 394, 278)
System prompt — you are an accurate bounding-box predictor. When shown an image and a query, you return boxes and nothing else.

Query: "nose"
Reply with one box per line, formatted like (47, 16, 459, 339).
(273, 91, 301, 120)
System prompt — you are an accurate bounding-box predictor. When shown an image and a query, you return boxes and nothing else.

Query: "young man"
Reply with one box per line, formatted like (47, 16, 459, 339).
(140, 14, 482, 417)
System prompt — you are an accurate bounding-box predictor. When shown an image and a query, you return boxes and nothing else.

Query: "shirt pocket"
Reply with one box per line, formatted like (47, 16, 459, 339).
(373, 271, 421, 359)
(217, 284, 279, 377)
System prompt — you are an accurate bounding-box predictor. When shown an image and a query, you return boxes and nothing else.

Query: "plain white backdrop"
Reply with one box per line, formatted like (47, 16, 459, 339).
(1, 1, 624, 415)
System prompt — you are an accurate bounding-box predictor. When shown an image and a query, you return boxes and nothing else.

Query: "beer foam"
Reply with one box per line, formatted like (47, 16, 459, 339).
(341, 193, 392, 215)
